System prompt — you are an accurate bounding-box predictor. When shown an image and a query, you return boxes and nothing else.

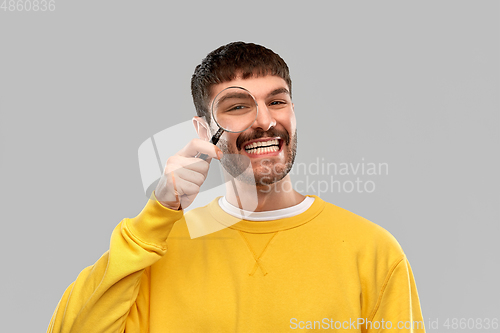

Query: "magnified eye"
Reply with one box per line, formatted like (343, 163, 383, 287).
(233, 105, 246, 110)
(212, 87, 258, 133)
(226, 104, 251, 113)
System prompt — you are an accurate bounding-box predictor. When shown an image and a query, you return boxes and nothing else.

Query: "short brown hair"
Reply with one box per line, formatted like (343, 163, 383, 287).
(191, 42, 292, 124)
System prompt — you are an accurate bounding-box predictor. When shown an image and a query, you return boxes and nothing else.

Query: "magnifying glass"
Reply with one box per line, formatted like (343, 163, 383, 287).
(197, 86, 258, 160)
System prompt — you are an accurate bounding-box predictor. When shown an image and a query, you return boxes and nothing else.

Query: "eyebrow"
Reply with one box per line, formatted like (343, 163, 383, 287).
(215, 92, 253, 106)
(214, 87, 291, 107)
(267, 87, 290, 98)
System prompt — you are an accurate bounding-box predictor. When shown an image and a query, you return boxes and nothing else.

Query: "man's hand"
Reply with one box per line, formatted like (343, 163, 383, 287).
(154, 138, 223, 210)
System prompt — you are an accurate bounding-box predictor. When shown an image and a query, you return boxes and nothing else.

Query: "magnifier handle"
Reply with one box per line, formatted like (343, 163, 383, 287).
(195, 128, 223, 160)
(196, 152, 210, 160)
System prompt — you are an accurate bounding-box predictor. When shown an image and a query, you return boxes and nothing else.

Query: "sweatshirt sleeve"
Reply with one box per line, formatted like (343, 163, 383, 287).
(47, 192, 184, 333)
(364, 256, 426, 333)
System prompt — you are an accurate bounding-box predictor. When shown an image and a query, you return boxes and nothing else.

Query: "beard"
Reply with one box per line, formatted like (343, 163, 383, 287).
(217, 127, 297, 187)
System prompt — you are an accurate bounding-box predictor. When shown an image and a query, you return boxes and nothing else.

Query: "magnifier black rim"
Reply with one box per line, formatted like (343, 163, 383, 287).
(210, 86, 259, 133)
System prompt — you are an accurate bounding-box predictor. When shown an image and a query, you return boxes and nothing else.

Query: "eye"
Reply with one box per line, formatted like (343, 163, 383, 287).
(225, 105, 247, 112)
(268, 100, 288, 108)
(223, 104, 255, 115)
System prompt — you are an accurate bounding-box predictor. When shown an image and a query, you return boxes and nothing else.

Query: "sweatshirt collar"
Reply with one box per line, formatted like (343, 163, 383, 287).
(208, 195, 326, 234)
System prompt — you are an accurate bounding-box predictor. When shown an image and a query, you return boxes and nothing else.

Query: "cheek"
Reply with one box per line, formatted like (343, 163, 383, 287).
(209, 123, 219, 137)
(279, 111, 296, 133)
(210, 124, 236, 143)
(290, 116, 297, 131)
(221, 132, 239, 146)
(228, 131, 240, 140)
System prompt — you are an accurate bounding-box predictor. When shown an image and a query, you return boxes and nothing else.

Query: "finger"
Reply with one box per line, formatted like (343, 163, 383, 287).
(172, 172, 202, 197)
(177, 138, 222, 160)
(180, 192, 198, 209)
(165, 156, 210, 175)
(170, 167, 207, 189)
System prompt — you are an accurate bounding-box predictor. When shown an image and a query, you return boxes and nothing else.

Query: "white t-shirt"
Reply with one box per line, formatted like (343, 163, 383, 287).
(218, 196, 315, 221)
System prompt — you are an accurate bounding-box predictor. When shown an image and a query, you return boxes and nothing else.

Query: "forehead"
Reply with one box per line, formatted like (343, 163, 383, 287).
(209, 75, 290, 101)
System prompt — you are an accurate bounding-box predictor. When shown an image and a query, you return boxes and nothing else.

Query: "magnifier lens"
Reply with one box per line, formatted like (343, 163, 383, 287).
(212, 87, 258, 133)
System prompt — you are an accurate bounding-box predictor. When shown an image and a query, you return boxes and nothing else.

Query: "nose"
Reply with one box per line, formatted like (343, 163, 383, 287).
(252, 103, 276, 131)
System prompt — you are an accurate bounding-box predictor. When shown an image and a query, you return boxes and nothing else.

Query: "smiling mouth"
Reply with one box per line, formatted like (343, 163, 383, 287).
(244, 139, 282, 155)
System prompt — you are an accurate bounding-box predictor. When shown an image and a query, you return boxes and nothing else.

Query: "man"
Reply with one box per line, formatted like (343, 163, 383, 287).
(48, 42, 425, 332)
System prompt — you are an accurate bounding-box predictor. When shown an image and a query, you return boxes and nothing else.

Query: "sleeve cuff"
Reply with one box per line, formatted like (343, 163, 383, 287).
(126, 191, 184, 248)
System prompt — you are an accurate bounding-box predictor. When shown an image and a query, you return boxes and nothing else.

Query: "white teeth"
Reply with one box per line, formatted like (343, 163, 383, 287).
(244, 139, 281, 154)
(245, 139, 279, 150)
(245, 145, 280, 154)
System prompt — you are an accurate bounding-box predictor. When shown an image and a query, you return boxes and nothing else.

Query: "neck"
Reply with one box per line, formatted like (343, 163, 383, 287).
(224, 174, 305, 212)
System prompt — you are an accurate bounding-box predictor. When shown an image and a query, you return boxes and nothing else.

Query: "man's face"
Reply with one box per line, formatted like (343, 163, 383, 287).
(208, 75, 297, 188)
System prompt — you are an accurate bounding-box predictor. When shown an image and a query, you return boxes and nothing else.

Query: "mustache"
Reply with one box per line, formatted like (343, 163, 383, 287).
(236, 127, 290, 150)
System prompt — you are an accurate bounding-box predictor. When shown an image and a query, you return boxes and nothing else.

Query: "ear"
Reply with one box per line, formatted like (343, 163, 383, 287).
(193, 116, 211, 141)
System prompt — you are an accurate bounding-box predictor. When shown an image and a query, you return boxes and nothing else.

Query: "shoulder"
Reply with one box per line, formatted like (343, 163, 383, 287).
(312, 196, 404, 258)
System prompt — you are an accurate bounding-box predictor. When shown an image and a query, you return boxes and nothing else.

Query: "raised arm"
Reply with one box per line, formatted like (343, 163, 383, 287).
(47, 138, 222, 333)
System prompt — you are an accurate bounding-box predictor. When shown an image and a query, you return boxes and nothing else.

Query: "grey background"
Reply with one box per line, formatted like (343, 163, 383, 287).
(1, 1, 498, 332)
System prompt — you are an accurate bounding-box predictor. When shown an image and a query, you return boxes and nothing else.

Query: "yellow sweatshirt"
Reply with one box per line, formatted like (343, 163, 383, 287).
(48, 194, 425, 332)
